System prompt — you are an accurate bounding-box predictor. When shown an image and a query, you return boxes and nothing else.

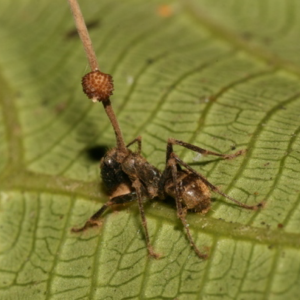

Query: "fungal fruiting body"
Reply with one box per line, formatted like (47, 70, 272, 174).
(82, 70, 114, 102)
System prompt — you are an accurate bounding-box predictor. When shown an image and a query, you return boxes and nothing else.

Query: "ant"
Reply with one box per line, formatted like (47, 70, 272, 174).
(67, 0, 263, 259)
(71, 70, 263, 259)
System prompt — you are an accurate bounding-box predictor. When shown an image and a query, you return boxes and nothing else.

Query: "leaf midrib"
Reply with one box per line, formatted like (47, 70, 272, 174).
(1, 168, 299, 250)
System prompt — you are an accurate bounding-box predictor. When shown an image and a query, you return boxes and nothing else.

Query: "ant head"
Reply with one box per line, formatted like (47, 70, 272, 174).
(82, 70, 114, 102)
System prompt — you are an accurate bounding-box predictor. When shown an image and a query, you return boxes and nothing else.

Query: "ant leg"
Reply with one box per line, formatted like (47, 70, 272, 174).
(126, 136, 142, 153)
(168, 156, 208, 259)
(172, 153, 264, 210)
(168, 138, 245, 160)
(71, 192, 138, 232)
(132, 179, 160, 259)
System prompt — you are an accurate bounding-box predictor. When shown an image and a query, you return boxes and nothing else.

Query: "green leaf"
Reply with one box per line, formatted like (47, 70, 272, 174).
(1, 0, 300, 299)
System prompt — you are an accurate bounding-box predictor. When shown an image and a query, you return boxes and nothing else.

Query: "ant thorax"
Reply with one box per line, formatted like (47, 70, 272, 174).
(122, 152, 161, 199)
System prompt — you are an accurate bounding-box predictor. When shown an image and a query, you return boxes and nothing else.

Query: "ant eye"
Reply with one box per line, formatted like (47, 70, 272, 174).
(82, 70, 114, 102)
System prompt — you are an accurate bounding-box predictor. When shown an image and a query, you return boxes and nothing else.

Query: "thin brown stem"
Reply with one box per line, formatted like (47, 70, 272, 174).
(68, 0, 127, 153)
(102, 99, 127, 152)
(67, 0, 99, 71)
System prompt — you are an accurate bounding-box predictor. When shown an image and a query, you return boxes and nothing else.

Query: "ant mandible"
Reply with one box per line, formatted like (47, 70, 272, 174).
(71, 70, 263, 259)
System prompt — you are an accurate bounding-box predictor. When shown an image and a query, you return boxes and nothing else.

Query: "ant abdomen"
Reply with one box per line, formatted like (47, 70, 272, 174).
(165, 170, 211, 214)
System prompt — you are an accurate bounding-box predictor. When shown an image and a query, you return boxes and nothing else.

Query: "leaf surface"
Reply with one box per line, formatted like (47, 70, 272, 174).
(1, 0, 300, 299)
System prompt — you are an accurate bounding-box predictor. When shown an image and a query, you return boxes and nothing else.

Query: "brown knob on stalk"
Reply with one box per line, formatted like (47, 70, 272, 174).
(82, 70, 114, 102)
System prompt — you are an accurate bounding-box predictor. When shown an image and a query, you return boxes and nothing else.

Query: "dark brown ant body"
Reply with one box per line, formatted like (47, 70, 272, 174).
(67, 1, 262, 259)
(72, 71, 262, 259)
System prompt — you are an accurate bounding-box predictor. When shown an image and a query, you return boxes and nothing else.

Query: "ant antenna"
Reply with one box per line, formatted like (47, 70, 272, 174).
(67, 0, 127, 153)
